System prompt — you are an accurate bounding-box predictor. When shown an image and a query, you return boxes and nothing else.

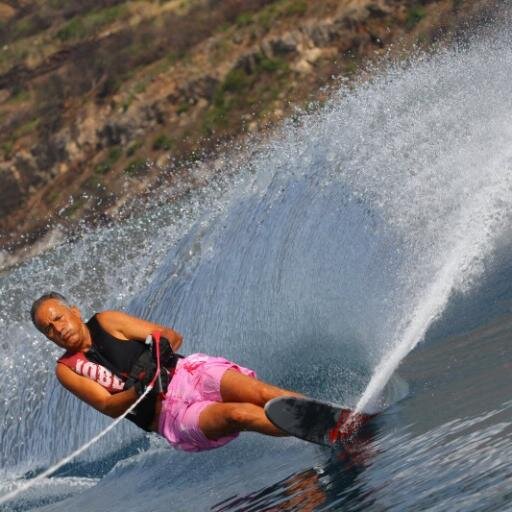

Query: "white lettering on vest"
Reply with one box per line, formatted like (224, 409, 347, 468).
(82, 362, 97, 381)
(112, 375, 125, 391)
(70, 356, 125, 392)
(98, 366, 112, 388)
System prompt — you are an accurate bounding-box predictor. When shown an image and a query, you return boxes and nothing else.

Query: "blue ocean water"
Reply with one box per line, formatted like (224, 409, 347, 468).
(2, 20, 512, 512)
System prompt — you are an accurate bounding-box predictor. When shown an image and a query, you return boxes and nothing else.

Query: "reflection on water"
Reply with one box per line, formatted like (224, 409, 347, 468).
(213, 423, 379, 512)
(213, 468, 329, 512)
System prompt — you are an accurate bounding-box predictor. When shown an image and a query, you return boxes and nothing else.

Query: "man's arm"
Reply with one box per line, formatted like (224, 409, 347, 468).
(56, 364, 139, 418)
(95, 310, 183, 351)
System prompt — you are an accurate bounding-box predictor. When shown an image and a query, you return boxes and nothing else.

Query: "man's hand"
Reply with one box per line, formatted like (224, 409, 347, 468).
(124, 342, 171, 396)
(158, 335, 178, 367)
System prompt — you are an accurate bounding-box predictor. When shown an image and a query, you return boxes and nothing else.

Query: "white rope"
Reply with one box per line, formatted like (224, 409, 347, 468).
(0, 385, 153, 507)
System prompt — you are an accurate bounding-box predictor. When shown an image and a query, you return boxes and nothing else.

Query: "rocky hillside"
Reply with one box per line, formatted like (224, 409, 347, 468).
(0, 0, 499, 260)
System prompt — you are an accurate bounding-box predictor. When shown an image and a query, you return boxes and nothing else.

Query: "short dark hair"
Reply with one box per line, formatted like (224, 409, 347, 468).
(30, 292, 69, 329)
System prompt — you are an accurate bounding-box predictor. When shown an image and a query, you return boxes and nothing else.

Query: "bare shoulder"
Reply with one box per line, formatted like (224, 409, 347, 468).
(95, 310, 134, 340)
(95, 310, 156, 341)
(94, 310, 183, 350)
(55, 362, 80, 391)
(55, 361, 71, 382)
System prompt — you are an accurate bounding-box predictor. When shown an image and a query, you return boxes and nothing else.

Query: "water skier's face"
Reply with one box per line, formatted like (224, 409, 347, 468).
(34, 299, 86, 351)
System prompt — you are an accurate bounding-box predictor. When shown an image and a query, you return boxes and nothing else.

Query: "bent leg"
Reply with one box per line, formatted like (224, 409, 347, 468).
(220, 370, 303, 406)
(199, 402, 287, 440)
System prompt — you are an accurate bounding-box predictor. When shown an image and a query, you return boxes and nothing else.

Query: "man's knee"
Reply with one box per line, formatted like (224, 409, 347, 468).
(243, 379, 280, 405)
(256, 382, 294, 405)
(225, 404, 259, 428)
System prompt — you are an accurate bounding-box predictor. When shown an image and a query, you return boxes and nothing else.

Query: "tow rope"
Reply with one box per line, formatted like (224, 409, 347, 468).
(0, 332, 163, 507)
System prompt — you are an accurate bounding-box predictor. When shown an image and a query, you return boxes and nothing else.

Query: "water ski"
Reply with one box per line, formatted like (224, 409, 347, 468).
(264, 396, 374, 446)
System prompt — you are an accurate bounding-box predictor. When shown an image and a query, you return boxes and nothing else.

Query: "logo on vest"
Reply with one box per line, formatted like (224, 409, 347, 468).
(75, 359, 125, 391)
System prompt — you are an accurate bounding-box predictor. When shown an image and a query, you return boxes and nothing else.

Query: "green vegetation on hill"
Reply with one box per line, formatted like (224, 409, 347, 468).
(203, 53, 289, 135)
(56, 4, 129, 41)
(0, 0, 275, 135)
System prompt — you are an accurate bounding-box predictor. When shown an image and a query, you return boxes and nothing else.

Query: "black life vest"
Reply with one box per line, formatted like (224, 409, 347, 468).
(84, 314, 179, 431)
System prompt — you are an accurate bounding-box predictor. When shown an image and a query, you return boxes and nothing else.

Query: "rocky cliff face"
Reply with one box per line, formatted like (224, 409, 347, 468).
(0, 0, 499, 262)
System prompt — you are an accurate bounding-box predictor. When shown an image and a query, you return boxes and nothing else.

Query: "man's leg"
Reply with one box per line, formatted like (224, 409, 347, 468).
(220, 369, 302, 406)
(198, 402, 287, 440)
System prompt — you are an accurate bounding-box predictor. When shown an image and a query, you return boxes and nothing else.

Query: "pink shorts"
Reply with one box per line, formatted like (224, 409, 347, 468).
(157, 353, 256, 452)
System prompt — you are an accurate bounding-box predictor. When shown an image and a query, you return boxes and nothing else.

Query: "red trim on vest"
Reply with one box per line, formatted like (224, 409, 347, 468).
(151, 330, 166, 399)
(57, 351, 125, 393)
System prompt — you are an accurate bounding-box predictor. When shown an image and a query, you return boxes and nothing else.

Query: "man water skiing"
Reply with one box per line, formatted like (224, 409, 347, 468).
(31, 292, 299, 452)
